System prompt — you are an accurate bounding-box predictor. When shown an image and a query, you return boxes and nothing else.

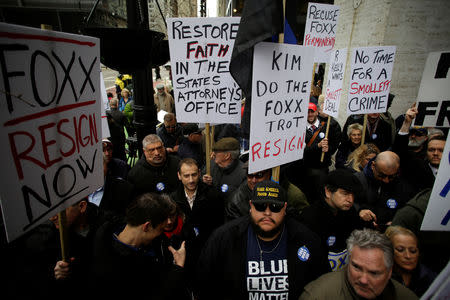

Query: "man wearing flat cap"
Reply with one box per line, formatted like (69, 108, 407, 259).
(299, 169, 364, 272)
(202, 137, 246, 203)
(196, 180, 330, 300)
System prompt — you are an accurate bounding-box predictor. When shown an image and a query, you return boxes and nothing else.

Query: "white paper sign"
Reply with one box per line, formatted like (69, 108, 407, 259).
(167, 17, 241, 124)
(421, 135, 450, 231)
(303, 3, 340, 63)
(414, 51, 450, 128)
(347, 46, 396, 115)
(249, 42, 314, 174)
(323, 48, 347, 118)
(0, 22, 103, 242)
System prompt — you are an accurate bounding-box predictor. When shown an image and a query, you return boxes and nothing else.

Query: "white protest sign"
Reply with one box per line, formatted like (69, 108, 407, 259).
(167, 17, 241, 124)
(414, 51, 450, 128)
(323, 48, 347, 118)
(249, 42, 314, 174)
(0, 22, 103, 242)
(303, 3, 339, 63)
(347, 46, 396, 115)
(100, 71, 111, 138)
(421, 135, 450, 231)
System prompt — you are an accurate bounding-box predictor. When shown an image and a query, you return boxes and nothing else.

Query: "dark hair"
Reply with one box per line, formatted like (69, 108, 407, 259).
(125, 193, 173, 228)
(178, 157, 199, 172)
(428, 135, 446, 145)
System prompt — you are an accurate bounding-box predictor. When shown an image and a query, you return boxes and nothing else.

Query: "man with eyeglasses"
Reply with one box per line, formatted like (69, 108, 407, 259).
(354, 151, 412, 230)
(195, 180, 330, 300)
(225, 163, 309, 222)
(157, 113, 183, 154)
(128, 134, 180, 195)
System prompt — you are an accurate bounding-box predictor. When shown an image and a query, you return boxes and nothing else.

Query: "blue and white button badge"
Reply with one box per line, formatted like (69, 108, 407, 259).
(386, 199, 397, 209)
(221, 184, 229, 193)
(327, 236, 336, 247)
(297, 246, 310, 262)
(319, 132, 325, 139)
(156, 182, 165, 191)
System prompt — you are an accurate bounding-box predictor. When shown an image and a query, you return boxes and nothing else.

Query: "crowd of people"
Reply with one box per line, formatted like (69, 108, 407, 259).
(2, 85, 449, 300)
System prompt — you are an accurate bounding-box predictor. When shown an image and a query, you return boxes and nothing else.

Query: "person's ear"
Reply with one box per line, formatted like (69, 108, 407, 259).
(142, 221, 152, 232)
(79, 200, 88, 213)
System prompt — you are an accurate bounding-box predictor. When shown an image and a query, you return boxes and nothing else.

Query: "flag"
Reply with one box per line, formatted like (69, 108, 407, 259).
(229, 0, 299, 139)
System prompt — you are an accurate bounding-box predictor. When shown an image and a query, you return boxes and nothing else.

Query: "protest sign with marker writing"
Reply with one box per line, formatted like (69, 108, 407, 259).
(347, 46, 396, 115)
(323, 48, 347, 118)
(249, 42, 314, 174)
(0, 22, 103, 242)
(167, 17, 241, 124)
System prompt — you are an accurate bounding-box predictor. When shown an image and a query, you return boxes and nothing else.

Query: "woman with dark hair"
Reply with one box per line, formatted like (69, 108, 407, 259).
(385, 226, 437, 297)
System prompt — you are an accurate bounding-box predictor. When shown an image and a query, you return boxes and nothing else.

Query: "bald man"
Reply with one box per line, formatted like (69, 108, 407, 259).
(354, 151, 414, 230)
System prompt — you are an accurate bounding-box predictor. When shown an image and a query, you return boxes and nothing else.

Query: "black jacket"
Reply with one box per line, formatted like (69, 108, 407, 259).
(195, 216, 330, 300)
(128, 154, 180, 196)
(207, 158, 246, 203)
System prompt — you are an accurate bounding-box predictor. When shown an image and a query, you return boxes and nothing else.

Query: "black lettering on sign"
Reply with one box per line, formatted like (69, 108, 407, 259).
(435, 52, 450, 79)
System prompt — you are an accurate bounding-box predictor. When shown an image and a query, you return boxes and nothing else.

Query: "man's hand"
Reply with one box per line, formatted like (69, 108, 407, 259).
(202, 174, 213, 185)
(399, 103, 418, 133)
(169, 241, 186, 268)
(318, 138, 328, 152)
(54, 258, 74, 280)
(359, 209, 377, 223)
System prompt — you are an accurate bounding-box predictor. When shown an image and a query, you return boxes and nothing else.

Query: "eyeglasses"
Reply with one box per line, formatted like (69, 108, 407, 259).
(252, 202, 284, 213)
(374, 164, 398, 180)
(247, 172, 265, 179)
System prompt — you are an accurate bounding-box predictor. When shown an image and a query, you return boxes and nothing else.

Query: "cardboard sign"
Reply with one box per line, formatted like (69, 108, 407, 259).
(249, 42, 314, 174)
(414, 51, 450, 127)
(303, 3, 340, 63)
(347, 46, 396, 115)
(323, 48, 347, 118)
(167, 17, 241, 124)
(421, 135, 450, 231)
(0, 23, 103, 242)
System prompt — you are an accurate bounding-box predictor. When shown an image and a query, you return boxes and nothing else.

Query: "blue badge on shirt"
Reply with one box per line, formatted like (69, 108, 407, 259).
(386, 199, 397, 209)
(372, 133, 377, 140)
(156, 182, 165, 191)
(327, 236, 336, 247)
(297, 246, 310, 262)
(193, 227, 200, 236)
(319, 132, 325, 139)
(221, 184, 229, 193)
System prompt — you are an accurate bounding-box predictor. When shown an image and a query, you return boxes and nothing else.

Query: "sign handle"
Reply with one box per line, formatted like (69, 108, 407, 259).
(361, 114, 368, 145)
(320, 116, 331, 162)
(271, 0, 286, 183)
(205, 123, 211, 175)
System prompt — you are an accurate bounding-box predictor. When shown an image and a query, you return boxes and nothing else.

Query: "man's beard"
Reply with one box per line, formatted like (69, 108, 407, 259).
(250, 217, 284, 239)
(408, 138, 426, 148)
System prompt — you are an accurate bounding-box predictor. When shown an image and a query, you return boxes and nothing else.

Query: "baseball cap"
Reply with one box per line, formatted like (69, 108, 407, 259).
(308, 102, 317, 112)
(102, 138, 113, 146)
(252, 180, 286, 205)
(213, 137, 240, 151)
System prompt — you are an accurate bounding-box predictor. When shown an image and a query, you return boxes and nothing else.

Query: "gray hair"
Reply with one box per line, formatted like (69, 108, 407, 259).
(347, 123, 363, 138)
(109, 98, 119, 107)
(347, 228, 394, 269)
(142, 134, 163, 148)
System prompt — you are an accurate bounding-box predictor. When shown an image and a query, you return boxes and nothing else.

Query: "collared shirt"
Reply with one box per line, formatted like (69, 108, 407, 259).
(88, 185, 104, 207)
(307, 119, 320, 131)
(185, 188, 198, 209)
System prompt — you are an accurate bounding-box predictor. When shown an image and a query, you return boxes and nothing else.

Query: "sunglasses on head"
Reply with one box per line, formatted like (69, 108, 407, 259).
(252, 202, 284, 213)
(247, 172, 265, 179)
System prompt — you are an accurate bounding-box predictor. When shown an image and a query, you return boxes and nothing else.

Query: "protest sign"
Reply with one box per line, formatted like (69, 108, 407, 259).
(346, 46, 396, 115)
(0, 22, 103, 242)
(249, 42, 314, 174)
(414, 51, 450, 127)
(303, 3, 340, 63)
(421, 135, 450, 231)
(167, 17, 241, 124)
(323, 48, 347, 118)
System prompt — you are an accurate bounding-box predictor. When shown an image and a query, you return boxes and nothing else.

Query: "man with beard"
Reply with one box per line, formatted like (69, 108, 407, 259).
(195, 181, 330, 300)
